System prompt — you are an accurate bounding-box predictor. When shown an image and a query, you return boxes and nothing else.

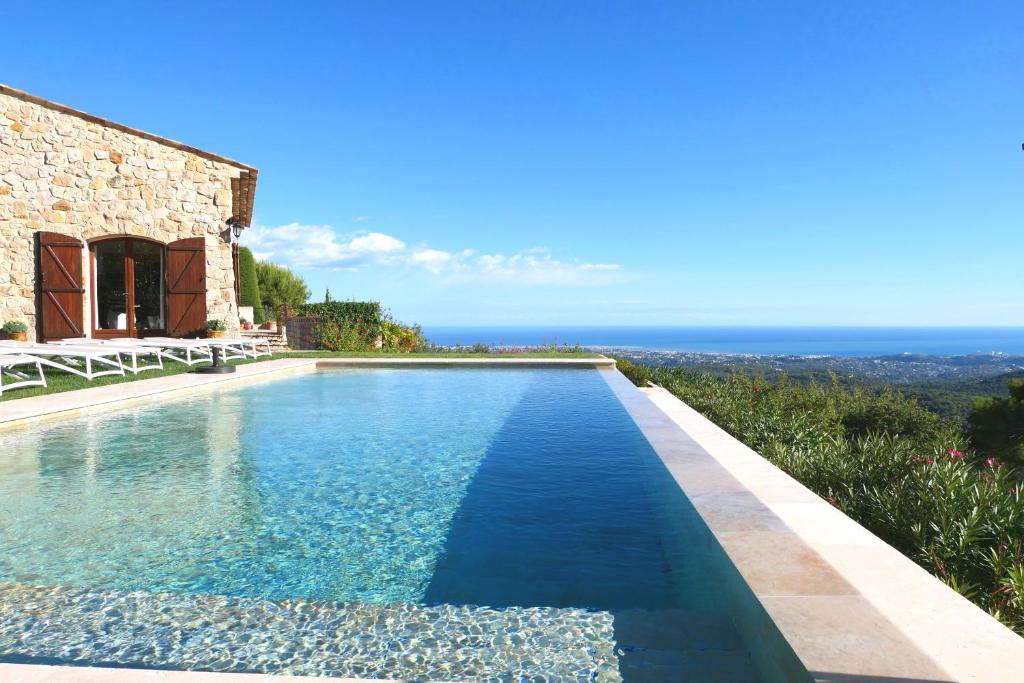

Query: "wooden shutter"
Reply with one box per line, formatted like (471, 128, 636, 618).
(37, 231, 85, 341)
(166, 237, 207, 338)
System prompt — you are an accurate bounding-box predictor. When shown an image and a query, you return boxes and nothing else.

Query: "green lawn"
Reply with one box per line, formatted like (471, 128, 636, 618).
(0, 350, 607, 401)
(0, 357, 268, 402)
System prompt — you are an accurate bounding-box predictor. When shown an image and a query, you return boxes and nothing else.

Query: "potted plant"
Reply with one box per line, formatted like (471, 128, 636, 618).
(262, 317, 278, 333)
(2, 321, 29, 342)
(240, 317, 253, 331)
(205, 319, 227, 339)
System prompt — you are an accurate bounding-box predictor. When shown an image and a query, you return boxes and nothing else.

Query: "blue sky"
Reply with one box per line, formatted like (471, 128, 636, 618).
(5, 2, 1022, 326)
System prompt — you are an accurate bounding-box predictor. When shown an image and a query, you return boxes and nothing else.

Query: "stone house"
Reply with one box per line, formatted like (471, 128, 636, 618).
(0, 83, 257, 341)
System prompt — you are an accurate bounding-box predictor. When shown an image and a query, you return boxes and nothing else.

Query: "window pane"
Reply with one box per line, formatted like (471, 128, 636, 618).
(133, 241, 164, 331)
(94, 241, 126, 330)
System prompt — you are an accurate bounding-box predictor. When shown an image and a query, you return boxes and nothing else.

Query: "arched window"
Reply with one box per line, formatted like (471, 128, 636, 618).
(89, 238, 165, 337)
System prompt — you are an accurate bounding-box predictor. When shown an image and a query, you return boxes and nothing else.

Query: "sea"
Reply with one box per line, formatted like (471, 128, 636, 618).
(421, 326, 1024, 358)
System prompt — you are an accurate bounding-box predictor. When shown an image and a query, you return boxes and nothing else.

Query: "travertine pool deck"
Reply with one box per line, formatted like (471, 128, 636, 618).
(1, 360, 1022, 682)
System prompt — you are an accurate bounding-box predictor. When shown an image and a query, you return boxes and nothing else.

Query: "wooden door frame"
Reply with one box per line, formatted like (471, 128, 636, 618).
(88, 236, 167, 339)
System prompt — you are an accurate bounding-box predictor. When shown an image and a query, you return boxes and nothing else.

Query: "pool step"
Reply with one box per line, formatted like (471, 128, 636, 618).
(0, 582, 623, 681)
(613, 609, 759, 683)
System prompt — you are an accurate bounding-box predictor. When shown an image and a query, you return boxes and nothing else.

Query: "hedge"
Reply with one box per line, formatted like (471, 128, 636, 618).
(237, 247, 264, 324)
(295, 301, 380, 333)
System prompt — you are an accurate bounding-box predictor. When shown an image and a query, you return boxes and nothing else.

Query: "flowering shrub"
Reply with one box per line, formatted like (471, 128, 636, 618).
(318, 320, 374, 352)
(643, 367, 1024, 633)
(381, 320, 427, 353)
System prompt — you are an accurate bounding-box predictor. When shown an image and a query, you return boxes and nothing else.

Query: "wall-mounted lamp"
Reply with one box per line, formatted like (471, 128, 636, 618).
(227, 217, 244, 240)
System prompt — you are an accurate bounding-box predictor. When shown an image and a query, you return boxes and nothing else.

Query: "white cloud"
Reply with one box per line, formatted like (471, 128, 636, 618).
(241, 223, 622, 286)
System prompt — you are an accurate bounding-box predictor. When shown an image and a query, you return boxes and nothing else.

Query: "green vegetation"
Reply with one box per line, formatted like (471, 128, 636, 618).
(205, 319, 226, 332)
(611, 356, 650, 386)
(635, 367, 1024, 633)
(293, 301, 383, 351)
(968, 379, 1024, 469)
(255, 260, 311, 321)
(0, 357, 267, 402)
(2, 321, 28, 334)
(237, 247, 264, 324)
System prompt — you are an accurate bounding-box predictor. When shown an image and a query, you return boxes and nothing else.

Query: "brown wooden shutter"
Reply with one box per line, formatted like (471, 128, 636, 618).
(37, 231, 85, 341)
(166, 237, 207, 338)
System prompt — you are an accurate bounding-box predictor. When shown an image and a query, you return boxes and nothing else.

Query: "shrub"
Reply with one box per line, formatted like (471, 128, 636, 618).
(205, 319, 226, 332)
(614, 356, 651, 386)
(381, 319, 427, 353)
(319, 320, 374, 352)
(2, 321, 28, 334)
(652, 368, 1024, 633)
(237, 247, 263, 324)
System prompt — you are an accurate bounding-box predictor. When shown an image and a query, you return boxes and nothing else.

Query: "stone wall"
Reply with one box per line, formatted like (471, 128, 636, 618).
(0, 91, 248, 335)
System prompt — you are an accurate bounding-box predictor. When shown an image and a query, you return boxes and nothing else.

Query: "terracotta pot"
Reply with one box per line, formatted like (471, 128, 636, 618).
(7, 331, 27, 342)
(263, 321, 277, 332)
(207, 330, 226, 339)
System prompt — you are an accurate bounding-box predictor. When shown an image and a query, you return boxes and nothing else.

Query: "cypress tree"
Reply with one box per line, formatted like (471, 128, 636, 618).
(238, 246, 264, 324)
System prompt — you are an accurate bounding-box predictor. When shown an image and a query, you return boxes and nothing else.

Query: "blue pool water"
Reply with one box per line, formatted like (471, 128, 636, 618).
(0, 369, 770, 681)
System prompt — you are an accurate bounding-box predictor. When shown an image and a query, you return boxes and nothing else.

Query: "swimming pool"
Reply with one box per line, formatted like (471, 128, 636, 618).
(0, 368, 780, 681)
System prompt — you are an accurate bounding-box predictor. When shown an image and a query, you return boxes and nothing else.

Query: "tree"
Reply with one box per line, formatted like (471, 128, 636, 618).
(255, 260, 311, 320)
(325, 287, 332, 302)
(236, 247, 264, 324)
(967, 379, 1024, 467)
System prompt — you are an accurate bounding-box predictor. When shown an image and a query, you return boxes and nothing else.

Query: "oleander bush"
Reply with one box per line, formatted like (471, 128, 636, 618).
(640, 367, 1024, 633)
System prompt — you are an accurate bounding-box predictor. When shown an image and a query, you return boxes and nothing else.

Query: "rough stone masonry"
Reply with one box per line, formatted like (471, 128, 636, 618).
(0, 86, 256, 335)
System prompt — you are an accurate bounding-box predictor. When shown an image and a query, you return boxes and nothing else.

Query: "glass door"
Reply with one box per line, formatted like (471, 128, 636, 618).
(92, 239, 128, 335)
(90, 238, 166, 338)
(132, 241, 164, 333)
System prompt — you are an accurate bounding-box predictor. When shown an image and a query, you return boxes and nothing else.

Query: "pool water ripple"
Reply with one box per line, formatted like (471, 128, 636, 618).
(0, 368, 759, 680)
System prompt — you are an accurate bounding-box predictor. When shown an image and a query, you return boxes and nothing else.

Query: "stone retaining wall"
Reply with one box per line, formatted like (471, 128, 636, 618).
(0, 90, 247, 334)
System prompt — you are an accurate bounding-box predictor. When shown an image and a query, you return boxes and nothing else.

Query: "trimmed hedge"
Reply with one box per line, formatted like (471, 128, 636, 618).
(237, 247, 263, 324)
(292, 301, 383, 351)
(293, 301, 382, 331)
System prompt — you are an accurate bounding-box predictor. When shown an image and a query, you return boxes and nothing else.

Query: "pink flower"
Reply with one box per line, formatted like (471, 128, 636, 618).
(986, 457, 996, 467)
(947, 449, 964, 460)
(926, 459, 934, 465)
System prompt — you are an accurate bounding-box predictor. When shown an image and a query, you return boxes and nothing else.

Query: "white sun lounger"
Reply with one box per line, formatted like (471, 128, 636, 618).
(207, 336, 272, 359)
(53, 339, 164, 374)
(139, 337, 249, 362)
(108, 338, 216, 366)
(0, 341, 125, 380)
(0, 354, 48, 395)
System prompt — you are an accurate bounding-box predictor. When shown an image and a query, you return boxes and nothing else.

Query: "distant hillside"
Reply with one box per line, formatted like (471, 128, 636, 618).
(606, 348, 1024, 423)
(901, 370, 1024, 422)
